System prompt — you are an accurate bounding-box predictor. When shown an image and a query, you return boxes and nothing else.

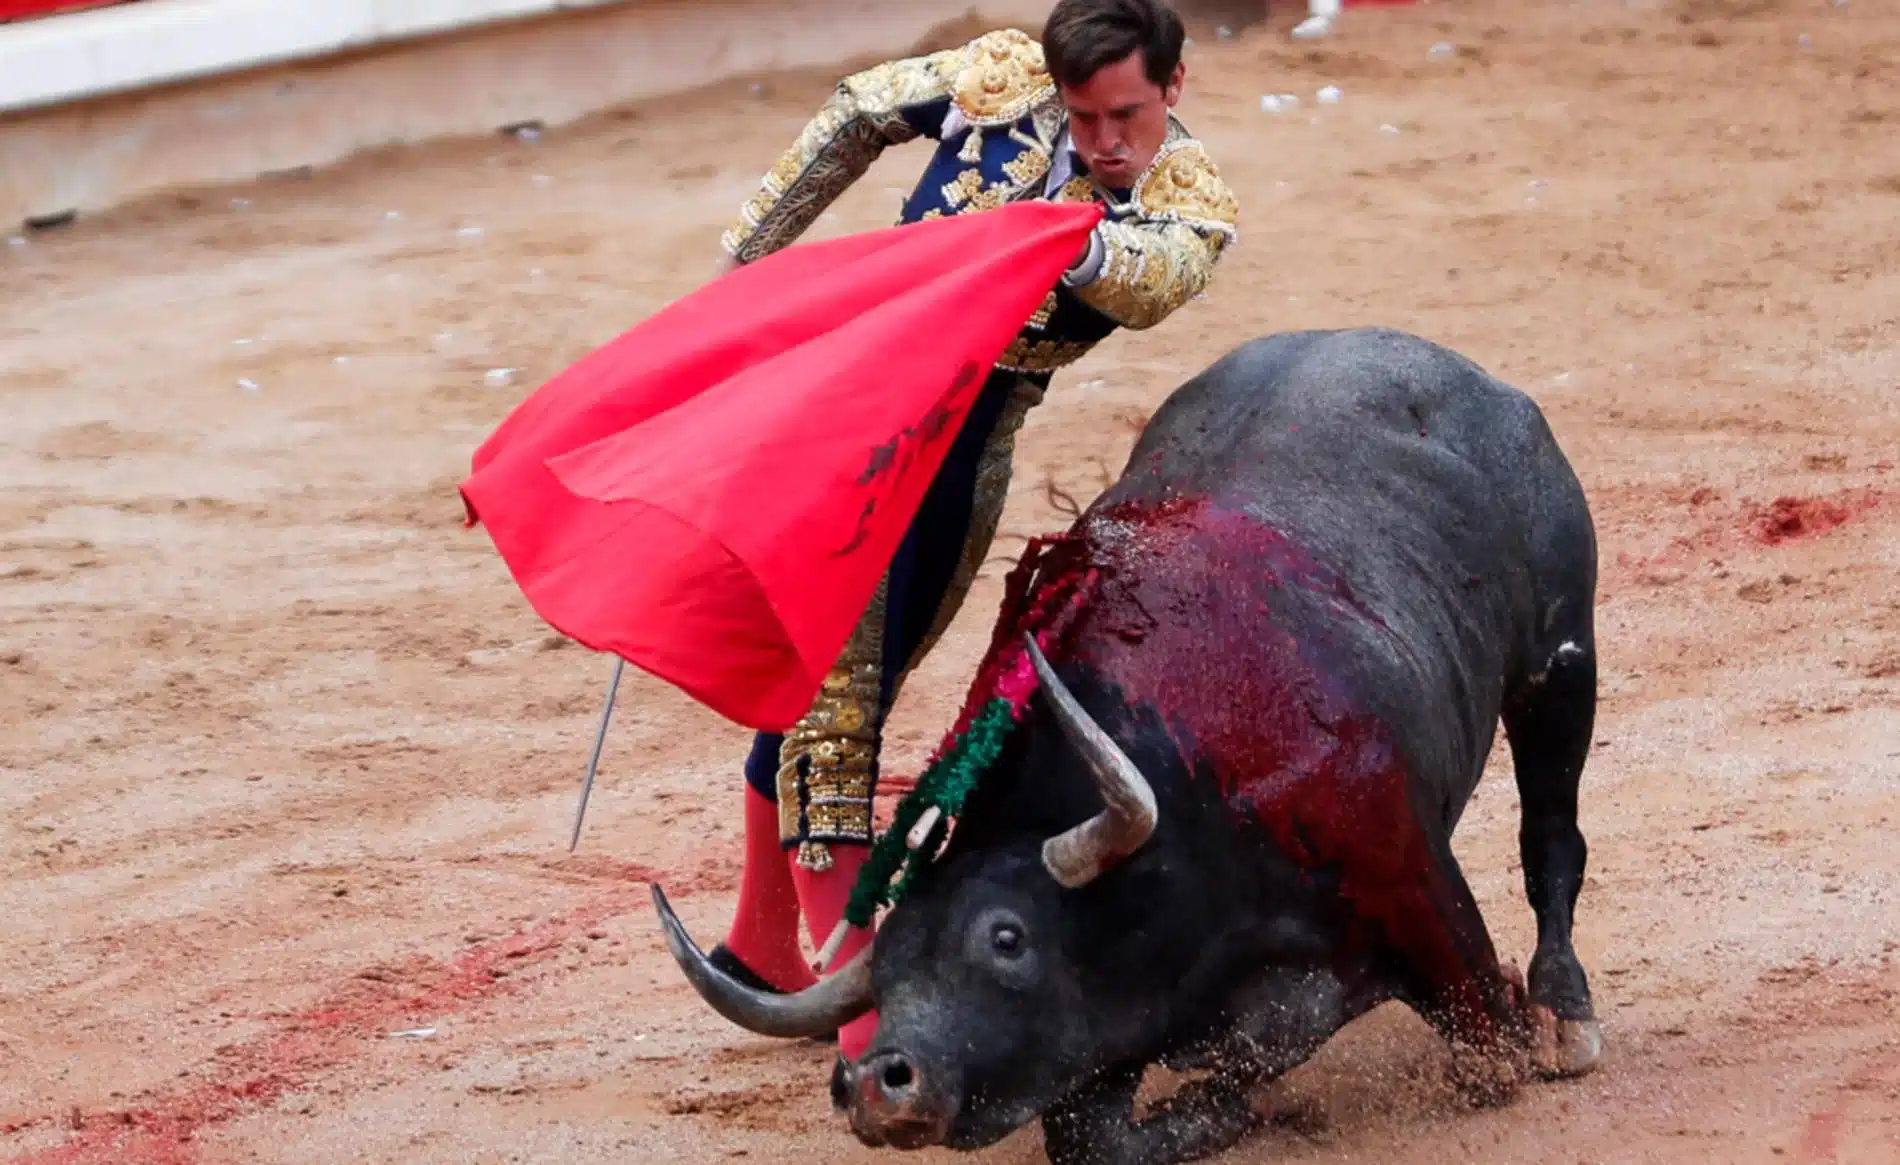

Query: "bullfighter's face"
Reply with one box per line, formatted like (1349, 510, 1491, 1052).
(1057, 49, 1185, 190)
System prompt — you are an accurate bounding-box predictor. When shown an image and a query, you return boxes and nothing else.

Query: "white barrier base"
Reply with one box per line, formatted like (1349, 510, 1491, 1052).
(0, 0, 1048, 227)
(0, 0, 639, 115)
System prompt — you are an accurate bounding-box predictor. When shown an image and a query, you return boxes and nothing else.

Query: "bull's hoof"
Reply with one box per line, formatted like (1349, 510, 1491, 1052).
(1484, 959, 1540, 1054)
(1501, 960, 1528, 1002)
(1529, 1005, 1603, 1079)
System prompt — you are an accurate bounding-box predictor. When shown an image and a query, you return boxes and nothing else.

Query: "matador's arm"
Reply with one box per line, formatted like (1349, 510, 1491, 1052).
(1062, 140, 1241, 331)
(720, 49, 963, 263)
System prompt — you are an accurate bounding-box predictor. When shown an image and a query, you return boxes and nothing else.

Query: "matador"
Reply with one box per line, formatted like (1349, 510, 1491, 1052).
(705, 0, 1240, 1064)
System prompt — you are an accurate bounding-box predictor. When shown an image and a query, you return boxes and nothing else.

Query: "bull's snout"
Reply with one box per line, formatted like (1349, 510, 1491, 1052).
(845, 1050, 952, 1150)
(864, 1051, 919, 1100)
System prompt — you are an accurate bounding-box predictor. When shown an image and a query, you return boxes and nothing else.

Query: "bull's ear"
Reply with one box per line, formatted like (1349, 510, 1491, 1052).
(1024, 634, 1158, 889)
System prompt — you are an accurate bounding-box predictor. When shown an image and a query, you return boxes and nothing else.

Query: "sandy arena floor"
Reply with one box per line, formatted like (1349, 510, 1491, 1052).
(2, 0, 1897, 1161)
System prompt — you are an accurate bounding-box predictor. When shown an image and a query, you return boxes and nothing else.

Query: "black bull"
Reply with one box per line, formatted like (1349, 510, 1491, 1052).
(653, 327, 1605, 1165)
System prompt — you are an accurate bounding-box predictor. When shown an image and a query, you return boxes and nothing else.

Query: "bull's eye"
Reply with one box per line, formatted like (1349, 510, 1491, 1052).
(967, 908, 1034, 978)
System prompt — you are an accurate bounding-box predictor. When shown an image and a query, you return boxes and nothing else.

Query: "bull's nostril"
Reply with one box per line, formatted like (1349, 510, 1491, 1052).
(881, 1060, 915, 1094)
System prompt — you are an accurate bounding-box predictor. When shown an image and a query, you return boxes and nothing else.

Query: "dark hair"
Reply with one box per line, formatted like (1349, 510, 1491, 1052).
(1042, 0, 1186, 90)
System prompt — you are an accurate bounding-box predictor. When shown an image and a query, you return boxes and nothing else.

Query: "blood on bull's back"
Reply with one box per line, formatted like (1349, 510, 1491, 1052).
(1064, 488, 1512, 1028)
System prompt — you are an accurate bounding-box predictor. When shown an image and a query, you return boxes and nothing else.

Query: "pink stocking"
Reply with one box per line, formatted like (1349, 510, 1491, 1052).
(791, 845, 880, 1060)
(720, 786, 818, 994)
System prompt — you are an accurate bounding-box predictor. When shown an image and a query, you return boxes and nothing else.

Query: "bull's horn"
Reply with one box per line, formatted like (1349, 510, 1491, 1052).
(649, 884, 874, 1039)
(1025, 634, 1159, 889)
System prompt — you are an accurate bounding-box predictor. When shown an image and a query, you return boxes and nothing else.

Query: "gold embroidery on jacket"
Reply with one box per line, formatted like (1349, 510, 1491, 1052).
(1026, 290, 1058, 330)
(1001, 145, 1052, 189)
(1072, 141, 1238, 330)
(951, 29, 1054, 127)
(1055, 176, 1098, 204)
(777, 579, 887, 869)
(940, 167, 986, 208)
(723, 48, 961, 261)
(950, 29, 1058, 164)
(996, 336, 1098, 373)
(1132, 140, 1241, 237)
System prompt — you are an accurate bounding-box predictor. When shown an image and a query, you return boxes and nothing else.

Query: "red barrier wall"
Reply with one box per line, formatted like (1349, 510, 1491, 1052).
(0, 0, 134, 21)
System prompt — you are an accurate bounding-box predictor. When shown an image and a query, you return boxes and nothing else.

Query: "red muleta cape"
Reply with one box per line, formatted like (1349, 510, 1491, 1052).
(460, 200, 1105, 733)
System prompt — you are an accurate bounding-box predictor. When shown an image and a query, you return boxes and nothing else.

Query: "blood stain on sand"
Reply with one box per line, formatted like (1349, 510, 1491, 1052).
(1796, 1048, 1900, 1162)
(12, 886, 652, 1165)
(1622, 486, 1886, 573)
(1743, 488, 1884, 547)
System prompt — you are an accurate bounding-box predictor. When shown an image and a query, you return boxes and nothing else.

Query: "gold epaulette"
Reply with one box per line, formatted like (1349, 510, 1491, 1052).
(1069, 136, 1238, 331)
(952, 29, 1057, 127)
(1132, 140, 1240, 240)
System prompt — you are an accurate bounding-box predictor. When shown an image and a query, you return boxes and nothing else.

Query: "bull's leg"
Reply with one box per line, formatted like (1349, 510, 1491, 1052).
(1501, 631, 1603, 1079)
(1161, 960, 1386, 1072)
(1043, 968, 1379, 1165)
(1377, 834, 1535, 1106)
(1044, 1062, 1261, 1165)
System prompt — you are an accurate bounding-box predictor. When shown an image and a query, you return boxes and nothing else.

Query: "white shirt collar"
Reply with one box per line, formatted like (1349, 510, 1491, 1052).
(1043, 126, 1081, 197)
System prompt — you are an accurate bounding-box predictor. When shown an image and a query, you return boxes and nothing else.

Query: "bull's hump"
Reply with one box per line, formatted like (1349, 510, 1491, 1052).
(1069, 495, 1421, 891)
(1079, 494, 1384, 633)
(1071, 494, 1395, 792)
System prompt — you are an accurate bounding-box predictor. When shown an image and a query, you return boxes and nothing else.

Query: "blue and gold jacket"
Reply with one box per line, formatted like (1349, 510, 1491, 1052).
(720, 28, 1240, 379)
